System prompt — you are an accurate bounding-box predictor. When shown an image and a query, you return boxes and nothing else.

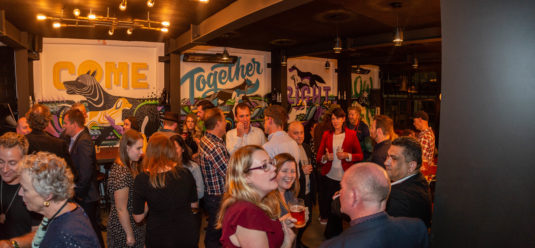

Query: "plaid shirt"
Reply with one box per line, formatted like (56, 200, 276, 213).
(418, 127, 435, 165)
(199, 132, 229, 196)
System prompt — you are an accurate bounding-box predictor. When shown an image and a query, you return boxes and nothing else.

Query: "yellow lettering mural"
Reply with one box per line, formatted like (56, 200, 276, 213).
(52, 61, 75, 90)
(105, 62, 129, 89)
(132, 63, 149, 89)
(78, 60, 103, 82)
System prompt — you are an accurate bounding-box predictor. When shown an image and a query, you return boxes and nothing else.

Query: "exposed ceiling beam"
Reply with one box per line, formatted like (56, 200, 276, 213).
(166, 0, 313, 54)
(0, 10, 35, 49)
(287, 27, 441, 57)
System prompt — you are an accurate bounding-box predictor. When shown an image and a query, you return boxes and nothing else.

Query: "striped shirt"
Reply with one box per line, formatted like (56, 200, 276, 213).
(199, 132, 229, 196)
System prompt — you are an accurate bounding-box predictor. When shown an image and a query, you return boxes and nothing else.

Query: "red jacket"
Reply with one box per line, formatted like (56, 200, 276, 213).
(316, 128, 363, 176)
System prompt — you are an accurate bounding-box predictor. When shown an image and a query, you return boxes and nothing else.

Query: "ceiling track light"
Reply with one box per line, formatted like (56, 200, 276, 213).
(36, 7, 170, 35)
(119, 0, 127, 11)
(391, 2, 403, 46)
(147, 0, 155, 7)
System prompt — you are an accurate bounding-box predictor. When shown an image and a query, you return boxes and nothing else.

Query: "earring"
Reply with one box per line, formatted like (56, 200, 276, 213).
(43, 201, 50, 207)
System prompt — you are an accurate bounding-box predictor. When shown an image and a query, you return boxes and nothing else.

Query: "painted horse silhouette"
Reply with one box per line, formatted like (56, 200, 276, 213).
(289, 65, 326, 88)
(63, 71, 160, 138)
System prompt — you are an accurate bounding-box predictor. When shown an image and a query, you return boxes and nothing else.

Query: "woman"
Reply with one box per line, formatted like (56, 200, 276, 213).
(170, 134, 204, 246)
(107, 129, 145, 247)
(217, 145, 296, 248)
(316, 107, 363, 237)
(182, 113, 201, 155)
(18, 152, 100, 247)
(272, 153, 300, 217)
(132, 134, 198, 248)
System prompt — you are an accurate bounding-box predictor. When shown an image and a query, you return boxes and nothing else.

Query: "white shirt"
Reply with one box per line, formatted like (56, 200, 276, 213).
(326, 133, 345, 181)
(226, 126, 266, 155)
(263, 131, 300, 163)
(391, 173, 418, 185)
(69, 129, 84, 153)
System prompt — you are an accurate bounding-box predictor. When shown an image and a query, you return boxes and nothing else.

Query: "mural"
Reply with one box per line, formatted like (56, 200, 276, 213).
(286, 57, 338, 125)
(351, 65, 380, 126)
(33, 38, 165, 146)
(180, 47, 271, 128)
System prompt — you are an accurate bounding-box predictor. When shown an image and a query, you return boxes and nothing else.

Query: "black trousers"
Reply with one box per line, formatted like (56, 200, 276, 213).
(79, 201, 105, 248)
(318, 176, 343, 239)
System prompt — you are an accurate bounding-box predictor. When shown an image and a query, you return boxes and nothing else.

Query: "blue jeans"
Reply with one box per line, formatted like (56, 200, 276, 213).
(203, 195, 222, 248)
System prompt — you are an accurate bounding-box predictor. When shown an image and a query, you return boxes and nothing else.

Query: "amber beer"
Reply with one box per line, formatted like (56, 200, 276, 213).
(289, 198, 306, 228)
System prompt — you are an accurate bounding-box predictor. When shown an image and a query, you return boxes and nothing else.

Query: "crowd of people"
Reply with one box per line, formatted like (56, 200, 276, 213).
(0, 100, 436, 248)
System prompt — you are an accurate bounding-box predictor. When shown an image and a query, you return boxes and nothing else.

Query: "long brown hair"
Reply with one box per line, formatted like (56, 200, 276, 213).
(269, 153, 300, 215)
(142, 133, 181, 188)
(216, 145, 280, 229)
(116, 129, 144, 177)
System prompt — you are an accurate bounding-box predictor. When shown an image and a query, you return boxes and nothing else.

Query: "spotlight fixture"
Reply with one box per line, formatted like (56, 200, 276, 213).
(119, 0, 127, 11)
(325, 61, 330, 69)
(333, 36, 342, 54)
(412, 57, 419, 69)
(147, 0, 155, 7)
(391, 2, 403, 46)
(281, 55, 287, 66)
(36, 8, 170, 35)
(199, 0, 209, 2)
(221, 48, 230, 61)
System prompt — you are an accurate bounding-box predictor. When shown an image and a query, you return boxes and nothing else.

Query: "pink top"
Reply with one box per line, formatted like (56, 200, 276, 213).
(220, 200, 284, 248)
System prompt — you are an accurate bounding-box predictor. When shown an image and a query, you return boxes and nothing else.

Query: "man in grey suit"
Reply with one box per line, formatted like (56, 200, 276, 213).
(320, 162, 428, 248)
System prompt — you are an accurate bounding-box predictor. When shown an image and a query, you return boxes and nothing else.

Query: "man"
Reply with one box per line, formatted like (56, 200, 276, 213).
(63, 108, 104, 246)
(288, 121, 317, 248)
(25, 104, 74, 177)
(262, 105, 299, 161)
(385, 136, 433, 227)
(198, 107, 229, 248)
(15, 117, 31, 135)
(346, 105, 371, 159)
(153, 111, 180, 138)
(369, 115, 395, 168)
(196, 100, 215, 134)
(320, 162, 429, 248)
(226, 102, 266, 155)
(413, 111, 435, 167)
(0, 132, 41, 248)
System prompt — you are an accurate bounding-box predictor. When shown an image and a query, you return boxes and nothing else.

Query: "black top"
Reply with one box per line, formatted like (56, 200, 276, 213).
(26, 130, 76, 180)
(370, 140, 391, 168)
(69, 129, 99, 203)
(386, 172, 433, 227)
(0, 182, 41, 239)
(133, 168, 198, 248)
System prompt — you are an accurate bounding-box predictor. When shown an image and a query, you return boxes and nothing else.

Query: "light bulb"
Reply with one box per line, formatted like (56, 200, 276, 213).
(126, 28, 133, 35)
(36, 14, 47, 20)
(73, 9, 80, 17)
(199, 0, 208, 2)
(160, 27, 168, 32)
(108, 28, 114, 36)
(161, 21, 170, 27)
(119, 0, 127, 11)
(53, 22, 61, 28)
(147, 0, 155, 7)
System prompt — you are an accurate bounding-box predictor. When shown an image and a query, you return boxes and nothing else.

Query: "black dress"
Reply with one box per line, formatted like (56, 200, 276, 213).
(133, 167, 198, 248)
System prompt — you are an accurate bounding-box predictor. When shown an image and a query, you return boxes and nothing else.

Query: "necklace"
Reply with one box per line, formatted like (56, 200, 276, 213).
(42, 200, 69, 231)
(0, 181, 21, 224)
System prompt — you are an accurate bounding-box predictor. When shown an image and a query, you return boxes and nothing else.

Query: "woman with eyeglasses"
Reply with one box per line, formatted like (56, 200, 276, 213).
(18, 152, 100, 247)
(216, 145, 296, 248)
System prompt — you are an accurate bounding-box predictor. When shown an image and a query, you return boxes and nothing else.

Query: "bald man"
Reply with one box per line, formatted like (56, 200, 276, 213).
(288, 121, 317, 248)
(320, 162, 429, 248)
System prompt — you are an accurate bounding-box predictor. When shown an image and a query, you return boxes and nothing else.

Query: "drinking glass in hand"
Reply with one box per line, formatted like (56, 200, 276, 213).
(289, 198, 306, 228)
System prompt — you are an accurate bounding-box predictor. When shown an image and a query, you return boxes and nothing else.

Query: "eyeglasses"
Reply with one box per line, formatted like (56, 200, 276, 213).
(247, 160, 274, 172)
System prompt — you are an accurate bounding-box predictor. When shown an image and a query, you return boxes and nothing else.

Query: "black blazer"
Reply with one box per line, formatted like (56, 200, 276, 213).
(297, 143, 317, 205)
(320, 212, 429, 248)
(26, 130, 77, 180)
(68, 129, 100, 203)
(386, 172, 433, 227)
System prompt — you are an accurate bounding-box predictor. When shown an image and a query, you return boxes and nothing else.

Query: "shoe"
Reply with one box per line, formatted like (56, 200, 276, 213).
(319, 218, 328, 225)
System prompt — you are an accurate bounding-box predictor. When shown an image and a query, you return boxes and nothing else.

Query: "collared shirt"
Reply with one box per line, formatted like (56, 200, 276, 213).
(263, 131, 300, 162)
(298, 145, 310, 194)
(199, 132, 229, 196)
(226, 126, 266, 155)
(391, 173, 418, 186)
(349, 211, 386, 226)
(69, 129, 84, 152)
(417, 127, 435, 165)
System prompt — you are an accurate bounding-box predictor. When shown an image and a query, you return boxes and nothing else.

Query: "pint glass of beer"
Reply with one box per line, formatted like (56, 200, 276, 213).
(289, 198, 306, 228)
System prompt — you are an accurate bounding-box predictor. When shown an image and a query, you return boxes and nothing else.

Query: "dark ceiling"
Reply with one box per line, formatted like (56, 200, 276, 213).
(0, 0, 441, 67)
